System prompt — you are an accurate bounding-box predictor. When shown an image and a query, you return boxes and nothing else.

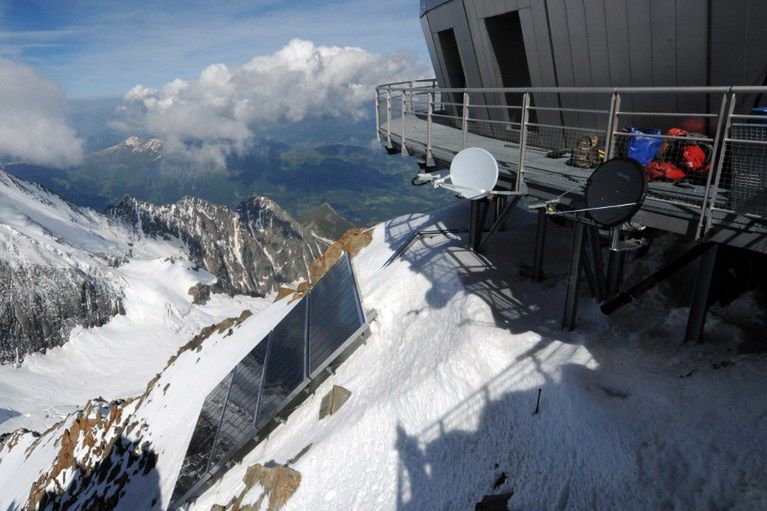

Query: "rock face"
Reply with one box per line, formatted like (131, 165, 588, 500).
(0, 169, 131, 363)
(0, 263, 122, 363)
(298, 202, 355, 241)
(109, 195, 328, 296)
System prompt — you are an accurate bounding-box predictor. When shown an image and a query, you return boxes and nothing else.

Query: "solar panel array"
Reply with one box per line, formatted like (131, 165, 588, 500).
(171, 253, 366, 502)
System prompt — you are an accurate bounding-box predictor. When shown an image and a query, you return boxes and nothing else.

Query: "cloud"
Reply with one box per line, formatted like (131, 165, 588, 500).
(117, 38, 426, 166)
(0, 58, 83, 167)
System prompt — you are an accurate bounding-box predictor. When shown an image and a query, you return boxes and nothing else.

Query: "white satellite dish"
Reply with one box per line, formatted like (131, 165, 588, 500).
(446, 147, 499, 199)
(414, 146, 523, 198)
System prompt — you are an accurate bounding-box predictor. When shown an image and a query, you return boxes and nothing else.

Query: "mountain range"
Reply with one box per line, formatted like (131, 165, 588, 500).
(3, 130, 453, 228)
(0, 168, 336, 362)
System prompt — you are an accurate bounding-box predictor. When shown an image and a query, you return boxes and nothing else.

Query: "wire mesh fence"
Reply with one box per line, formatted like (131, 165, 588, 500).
(712, 111, 767, 219)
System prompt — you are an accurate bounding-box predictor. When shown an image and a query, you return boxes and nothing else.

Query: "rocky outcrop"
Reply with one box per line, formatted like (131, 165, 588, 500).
(298, 202, 355, 241)
(278, 227, 373, 301)
(212, 463, 301, 511)
(0, 258, 122, 364)
(109, 195, 328, 296)
(23, 398, 160, 511)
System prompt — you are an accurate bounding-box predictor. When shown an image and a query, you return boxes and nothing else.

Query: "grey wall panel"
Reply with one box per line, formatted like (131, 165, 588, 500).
(424, 0, 484, 106)
(565, 0, 598, 126)
(171, 371, 234, 501)
(626, 0, 655, 114)
(650, 0, 678, 114)
(675, 0, 707, 115)
(421, 15, 448, 92)
(711, 0, 767, 112)
(523, 2, 564, 130)
(209, 339, 268, 467)
(545, 0, 581, 127)
(421, 0, 766, 126)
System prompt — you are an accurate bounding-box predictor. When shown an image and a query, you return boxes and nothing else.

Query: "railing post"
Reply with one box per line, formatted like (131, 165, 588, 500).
(517, 92, 531, 192)
(605, 92, 621, 159)
(386, 88, 392, 149)
(427, 90, 434, 166)
(401, 88, 407, 155)
(701, 91, 735, 237)
(374, 88, 381, 142)
(462, 90, 469, 149)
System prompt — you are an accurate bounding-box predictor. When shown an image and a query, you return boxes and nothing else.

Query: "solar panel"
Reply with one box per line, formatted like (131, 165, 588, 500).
(308, 253, 365, 375)
(171, 370, 234, 501)
(257, 298, 307, 426)
(209, 338, 268, 467)
(172, 252, 367, 504)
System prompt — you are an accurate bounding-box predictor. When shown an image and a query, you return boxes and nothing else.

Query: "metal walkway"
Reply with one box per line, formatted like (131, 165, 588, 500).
(376, 83, 767, 253)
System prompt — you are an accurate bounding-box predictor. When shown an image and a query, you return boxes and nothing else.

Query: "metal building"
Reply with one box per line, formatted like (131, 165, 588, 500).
(375, 0, 767, 339)
(420, 0, 767, 94)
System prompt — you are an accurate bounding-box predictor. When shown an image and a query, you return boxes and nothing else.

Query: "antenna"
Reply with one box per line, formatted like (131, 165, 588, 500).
(445, 147, 499, 199)
(529, 158, 647, 228)
(415, 147, 502, 198)
(584, 158, 647, 227)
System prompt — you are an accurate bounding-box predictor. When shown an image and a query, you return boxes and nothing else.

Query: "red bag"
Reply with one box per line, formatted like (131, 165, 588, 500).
(645, 161, 686, 181)
(682, 145, 708, 173)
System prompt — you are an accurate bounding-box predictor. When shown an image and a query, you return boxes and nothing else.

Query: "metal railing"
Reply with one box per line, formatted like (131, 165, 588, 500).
(375, 81, 767, 238)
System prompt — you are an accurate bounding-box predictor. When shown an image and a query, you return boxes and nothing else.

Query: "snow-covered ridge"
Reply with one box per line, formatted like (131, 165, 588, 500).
(94, 136, 171, 160)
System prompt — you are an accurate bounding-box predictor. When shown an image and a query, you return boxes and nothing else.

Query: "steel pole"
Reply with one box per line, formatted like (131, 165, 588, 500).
(427, 90, 434, 166)
(386, 89, 392, 149)
(462, 90, 469, 149)
(517, 92, 531, 192)
(401, 89, 407, 155)
(374, 88, 381, 142)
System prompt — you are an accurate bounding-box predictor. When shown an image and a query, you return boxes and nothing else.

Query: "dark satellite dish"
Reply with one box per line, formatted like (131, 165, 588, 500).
(584, 158, 647, 227)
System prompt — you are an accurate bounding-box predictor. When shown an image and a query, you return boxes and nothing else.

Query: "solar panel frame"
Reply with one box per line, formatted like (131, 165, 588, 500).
(172, 252, 368, 505)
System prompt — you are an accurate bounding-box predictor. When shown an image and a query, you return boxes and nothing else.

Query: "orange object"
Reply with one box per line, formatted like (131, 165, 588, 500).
(682, 144, 706, 171)
(667, 128, 688, 137)
(645, 161, 686, 181)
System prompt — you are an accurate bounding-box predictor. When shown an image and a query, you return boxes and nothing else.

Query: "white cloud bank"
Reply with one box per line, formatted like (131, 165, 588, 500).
(0, 59, 84, 167)
(117, 39, 426, 165)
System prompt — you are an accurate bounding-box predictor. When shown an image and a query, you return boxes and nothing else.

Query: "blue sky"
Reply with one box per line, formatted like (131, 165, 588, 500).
(0, 0, 427, 98)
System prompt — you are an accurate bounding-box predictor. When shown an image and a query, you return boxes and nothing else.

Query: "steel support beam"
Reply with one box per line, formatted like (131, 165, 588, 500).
(532, 208, 547, 282)
(605, 249, 626, 299)
(586, 226, 606, 301)
(684, 243, 719, 342)
(477, 196, 521, 253)
(469, 199, 489, 252)
(562, 222, 586, 331)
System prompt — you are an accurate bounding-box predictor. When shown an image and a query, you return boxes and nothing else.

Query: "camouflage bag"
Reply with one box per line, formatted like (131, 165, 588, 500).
(568, 134, 601, 169)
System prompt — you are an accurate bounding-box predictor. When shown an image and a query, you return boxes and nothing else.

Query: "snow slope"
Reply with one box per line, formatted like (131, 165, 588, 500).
(1, 201, 765, 510)
(195, 202, 767, 510)
(0, 169, 268, 434)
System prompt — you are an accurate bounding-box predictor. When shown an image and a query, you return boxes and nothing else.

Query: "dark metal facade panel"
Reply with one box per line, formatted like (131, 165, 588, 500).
(171, 370, 234, 501)
(257, 299, 307, 425)
(422, 0, 764, 121)
(209, 339, 268, 467)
